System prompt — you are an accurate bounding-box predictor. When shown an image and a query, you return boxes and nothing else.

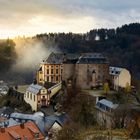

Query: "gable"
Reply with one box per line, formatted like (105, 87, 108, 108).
(50, 121, 62, 131)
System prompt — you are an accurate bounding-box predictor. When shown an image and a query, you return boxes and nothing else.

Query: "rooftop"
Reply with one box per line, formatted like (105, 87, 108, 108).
(0, 121, 44, 140)
(42, 52, 108, 65)
(96, 99, 119, 111)
(109, 66, 128, 76)
(26, 84, 44, 94)
(45, 113, 69, 131)
(77, 53, 108, 64)
(10, 112, 69, 134)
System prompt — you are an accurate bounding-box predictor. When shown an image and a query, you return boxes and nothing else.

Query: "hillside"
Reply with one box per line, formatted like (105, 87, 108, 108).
(0, 23, 140, 85)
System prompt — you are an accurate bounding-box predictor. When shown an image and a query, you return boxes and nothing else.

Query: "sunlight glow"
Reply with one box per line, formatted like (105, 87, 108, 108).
(0, 15, 96, 39)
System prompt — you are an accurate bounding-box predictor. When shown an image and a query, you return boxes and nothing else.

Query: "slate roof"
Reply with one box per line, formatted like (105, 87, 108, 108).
(43, 52, 80, 64)
(10, 112, 69, 135)
(44, 52, 64, 64)
(0, 118, 19, 127)
(0, 107, 14, 118)
(109, 66, 124, 76)
(77, 53, 108, 64)
(26, 84, 43, 94)
(45, 113, 69, 131)
(41, 52, 108, 64)
(97, 99, 119, 110)
(10, 112, 45, 134)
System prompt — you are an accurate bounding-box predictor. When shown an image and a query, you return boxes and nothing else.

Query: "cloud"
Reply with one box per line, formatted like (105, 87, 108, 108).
(0, 0, 140, 38)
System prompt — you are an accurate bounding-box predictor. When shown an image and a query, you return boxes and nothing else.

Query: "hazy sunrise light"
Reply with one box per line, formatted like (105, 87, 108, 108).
(0, 0, 140, 38)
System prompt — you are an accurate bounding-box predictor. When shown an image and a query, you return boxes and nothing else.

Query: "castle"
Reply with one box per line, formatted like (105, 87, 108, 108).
(37, 52, 109, 89)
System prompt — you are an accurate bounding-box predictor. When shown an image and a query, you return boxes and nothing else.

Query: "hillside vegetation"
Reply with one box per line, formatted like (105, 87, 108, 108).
(1, 23, 140, 85)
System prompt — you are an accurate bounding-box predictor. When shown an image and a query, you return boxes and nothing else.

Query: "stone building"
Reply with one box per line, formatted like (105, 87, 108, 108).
(62, 53, 109, 89)
(37, 52, 80, 85)
(37, 52, 109, 89)
(75, 53, 109, 89)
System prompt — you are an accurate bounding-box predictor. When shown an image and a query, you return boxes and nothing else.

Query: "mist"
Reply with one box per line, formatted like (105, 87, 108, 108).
(12, 39, 50, 72)
(6, 38, 58, 84)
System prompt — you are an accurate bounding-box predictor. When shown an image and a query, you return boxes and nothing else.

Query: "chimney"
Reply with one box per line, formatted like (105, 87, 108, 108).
(20, 123, 25, 129)
(1, 127, 5, 133)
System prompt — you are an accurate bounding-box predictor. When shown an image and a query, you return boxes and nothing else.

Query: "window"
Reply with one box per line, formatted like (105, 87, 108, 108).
(27, 92, 29, 98)
(51, 76, 53, 82)
(61, 69, 63, 74)
(34, 95, 35, 102)
(51, 69, 53, 74)
(39, 71, 43, 74)
(56, 69, 59, 74)
(56, 76, 59, 81)
(47, 69, 49, 74)
(30, 93, 32, 100)
(47, 76, 49, 81)
(115, 71, 119, 74)
(42, 90, 46, 93)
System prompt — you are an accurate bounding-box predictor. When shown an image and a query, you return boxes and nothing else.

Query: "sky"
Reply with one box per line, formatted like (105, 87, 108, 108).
(0, 0, 140, 38)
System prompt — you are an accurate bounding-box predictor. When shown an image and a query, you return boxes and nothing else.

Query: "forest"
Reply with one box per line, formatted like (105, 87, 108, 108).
(0, 23, 140, 85)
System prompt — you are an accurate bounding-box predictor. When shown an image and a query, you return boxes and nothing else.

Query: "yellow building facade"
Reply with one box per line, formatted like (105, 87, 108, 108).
(37, 52, 63, 84)
(37, 63, 63, 84)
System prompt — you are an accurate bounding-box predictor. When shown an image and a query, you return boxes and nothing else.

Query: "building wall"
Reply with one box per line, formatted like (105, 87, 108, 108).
(24, 91, 38, 111)
(113, 69, 131, 90)
(49, 83, 62, 98)
(96, 109, 114, 129)
(37, 63, 63, 84)
(62, 63, 75, 84)
(24, 88, 48, 111)
(76, 63, 109, 89)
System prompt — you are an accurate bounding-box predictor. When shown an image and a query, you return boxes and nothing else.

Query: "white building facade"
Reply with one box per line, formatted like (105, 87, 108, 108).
(109, 67, 131, 90)
(24, 84, 49, 111)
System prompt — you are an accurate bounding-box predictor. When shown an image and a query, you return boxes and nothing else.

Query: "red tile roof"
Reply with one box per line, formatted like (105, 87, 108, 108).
(0, 121, 44, 140)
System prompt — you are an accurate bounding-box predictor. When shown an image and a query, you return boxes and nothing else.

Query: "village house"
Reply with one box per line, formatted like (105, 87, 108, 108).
(109, 67, 131, 90)
(0, 121, 44, 140)
(10, 111, 69, 138)
(24, 82, 62, 111)
(95, 99, 119, 128)
(24, 83, 49, 111)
